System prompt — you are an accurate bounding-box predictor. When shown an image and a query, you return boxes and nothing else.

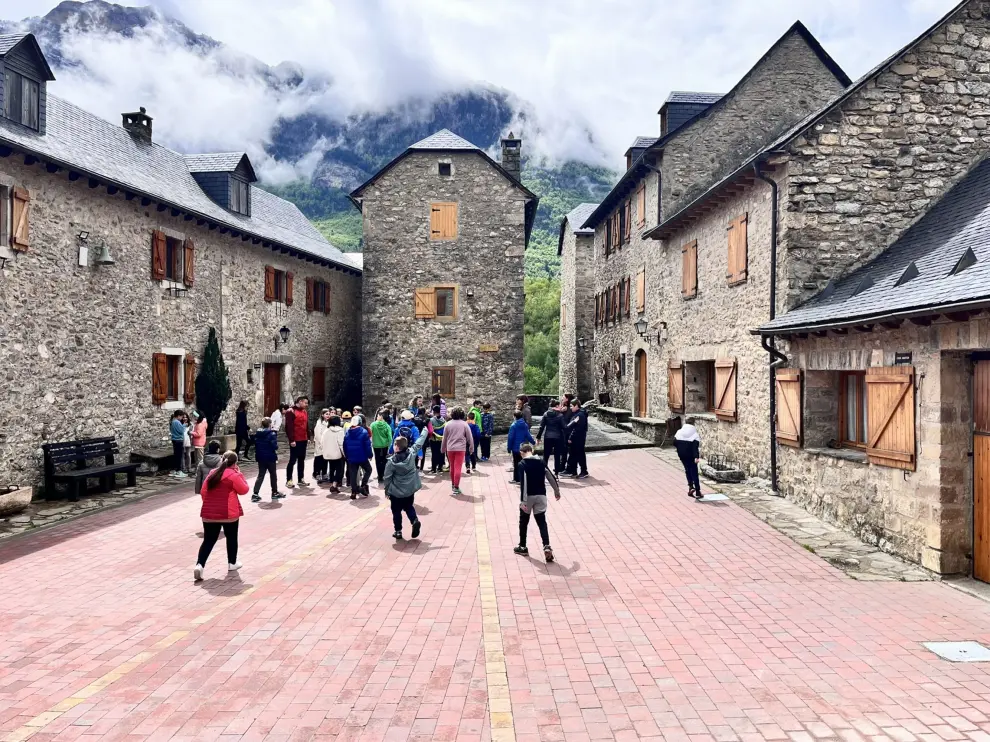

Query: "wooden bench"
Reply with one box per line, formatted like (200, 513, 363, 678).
(42, 437, 140, 502)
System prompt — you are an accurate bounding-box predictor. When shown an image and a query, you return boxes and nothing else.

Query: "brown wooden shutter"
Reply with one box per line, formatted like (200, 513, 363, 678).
(184, 354, 197, 404)
(624, 200, 631, 242)
(866, 366, 916, 470)
(182, 238, 195, 287)
(324, 283, 332, 315)
(11, 186, 30, 251)
(636, 184, 646, 227)
(152, 353, 167, 405)
(624, 277, 631, 317)
(152, 230, 167, 281)
(285, 272, 294, 306)
(668, 361, 684, 414)
(595, 294, 600, 327)
(727, 213, 748, 285)
(305, 277, 315, 312)
(775, 368, 802, 447)
(636, 269, 646, 313)
(430, 202, 458, 240)
(681, 240, 697, 298)
(264, 265, 275, 303)
(415, 287, 437, 319)
(714, 358, 738, 421)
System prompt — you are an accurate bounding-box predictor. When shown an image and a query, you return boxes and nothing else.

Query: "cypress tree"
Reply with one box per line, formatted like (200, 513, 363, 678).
(195, 327, 232, 435)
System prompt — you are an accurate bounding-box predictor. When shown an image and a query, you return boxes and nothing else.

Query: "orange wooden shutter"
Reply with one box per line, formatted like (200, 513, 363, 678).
(184, 355, 197, 404)
(624, 277, 631, 317)
(595, 294, 600, 327)
(264, 265, 275, 302)
(727, 213, 748, 285)
(430, 202, 458, 240)
(11, 186, 30, 251)
(285, 272, 294, 306)
(636, 269, 646, 313)
(152, 230, 167, 280)
(152, 353, 167, 405)
(182, 238, 195, 287)
(681, 240, 697, 298)
(866, 366, 916, 470)
(775, 368, 802, 447)
(636, 184, 646, 227)
(415, 287, 436, 319)
(305, 277, 315, 312)
(714, 358, 738, 421)
(623, 200, 631, 242)
(668, 361, 684, 414)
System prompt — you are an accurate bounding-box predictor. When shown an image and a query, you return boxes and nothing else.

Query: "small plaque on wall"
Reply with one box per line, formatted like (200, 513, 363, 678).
(894, 352, 912, 365)
(479, 343, 499, 352)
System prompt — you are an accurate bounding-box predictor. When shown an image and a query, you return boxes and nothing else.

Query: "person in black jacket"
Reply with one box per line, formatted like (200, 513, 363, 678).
(561, 400, 588, 478)
(513, 443, 561, 562)
(536, 399, 566, 474)
(234, 400, 254, 460)
(674, 418, 703, 499)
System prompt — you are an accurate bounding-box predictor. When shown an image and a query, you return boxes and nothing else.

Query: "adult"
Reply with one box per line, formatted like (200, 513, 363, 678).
(536, 399, 566, 475)
(235, 400, 253, 460)
(343, 414, 373, 498)
(562, 399, 589, 479)
(517, 395, 533, 428)
(194, 451, 249, 581)
(169, 410, 187, 478)
(190, 410, 208, 469)
(559, 395, 575, 472)
(408, 395, 424, 414)
(441, 406, 474, 496)
(285, 396, 310, 488)
(270, 403, 287, 433)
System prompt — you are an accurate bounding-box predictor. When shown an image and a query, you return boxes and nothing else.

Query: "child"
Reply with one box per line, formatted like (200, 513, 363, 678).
(312, 408, 331, 483)
(190, 411, 208, 469)
(428, 405, 446, 474)
(371, 411, 394, 483)
(321, 414, 346, 494)
(467, 412, 482, 472)
(674, 418, 703, 499)
(480, 403, 494, 461)
(513, 443, 561, 563)
(507, 410, 535, 483)
(170, 411, 187, 478)
(343, 414, 373, 498)
(253, 417, 284, 502)
(469, 400, 483, 429)
(413, 407, 428, 471)
(182, 412, 193, 473)
(383, 426, 429, 540)
(195, 440, 223, 494)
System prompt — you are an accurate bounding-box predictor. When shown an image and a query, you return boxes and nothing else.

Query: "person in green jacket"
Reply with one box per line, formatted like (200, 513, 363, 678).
(371, 410, 394, 484)
(384, 427, 429, 540)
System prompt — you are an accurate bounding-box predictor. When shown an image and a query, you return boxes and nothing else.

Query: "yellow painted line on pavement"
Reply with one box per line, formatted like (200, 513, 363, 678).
(4, 501, 386, 742)
(473, 480, 516, 742)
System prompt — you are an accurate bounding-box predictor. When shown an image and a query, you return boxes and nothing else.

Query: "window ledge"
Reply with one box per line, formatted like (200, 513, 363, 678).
(686, 413, 718, 423)
(802, 447, 868, 464)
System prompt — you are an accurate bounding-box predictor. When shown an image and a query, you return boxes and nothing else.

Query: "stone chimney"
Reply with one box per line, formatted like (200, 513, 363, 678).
(122, 107, 153, 143)
(500, 131, 521, 182)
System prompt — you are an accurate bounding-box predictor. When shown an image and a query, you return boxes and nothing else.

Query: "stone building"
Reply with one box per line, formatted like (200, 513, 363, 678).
(0, 33, 362, 489)
(557, 203, 597, 402)
(350, 130, 538, 427)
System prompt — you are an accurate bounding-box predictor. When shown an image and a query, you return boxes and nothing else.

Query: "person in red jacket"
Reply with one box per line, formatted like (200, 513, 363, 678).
(284, 396, 310, 488)
(194, 451, 249, 581)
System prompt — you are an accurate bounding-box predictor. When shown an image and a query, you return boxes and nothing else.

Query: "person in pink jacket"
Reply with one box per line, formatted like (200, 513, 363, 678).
(194, 451, 249, 581)
(190, 410, 208, 469)
(440, 406, 474, 496)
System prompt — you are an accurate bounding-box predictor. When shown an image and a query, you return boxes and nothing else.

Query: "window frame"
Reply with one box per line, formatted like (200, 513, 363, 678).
(164, 235, 184, 283)
(3, 69, 40, 131)
(706, 361, 716, 413)
(230, 176, 250, 216)
(313, 279, 329, 313)
(438, 162, 452, 177)
(273, 269, 286, 303)
(165, 355, 181, 402)
(838, 371, 868, 448)
(433, 285, 458, 320)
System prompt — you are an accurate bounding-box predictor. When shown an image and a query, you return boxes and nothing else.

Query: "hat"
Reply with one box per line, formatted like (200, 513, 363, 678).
(190, 411, 200, 420)
(400, 410, 414, 421)
(342, 411, 352, 419)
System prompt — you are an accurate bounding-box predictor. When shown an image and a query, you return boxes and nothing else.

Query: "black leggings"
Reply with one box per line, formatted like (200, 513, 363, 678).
(236, 434, 253, 458)
(326, 459, 345, 486)
(519, 510, 550, 548)
(197, 520, 239, 567)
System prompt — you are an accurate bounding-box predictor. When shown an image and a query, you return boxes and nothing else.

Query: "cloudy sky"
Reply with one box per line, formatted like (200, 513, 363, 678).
(0, 0, 962, 174)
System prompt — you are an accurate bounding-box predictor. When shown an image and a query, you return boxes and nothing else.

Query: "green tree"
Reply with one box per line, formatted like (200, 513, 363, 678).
(524, 277, 561, 394)
(195, 327, 232, 435)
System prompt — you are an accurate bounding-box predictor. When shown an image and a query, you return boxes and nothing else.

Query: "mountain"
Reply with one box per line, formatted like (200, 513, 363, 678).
(1, 1, 617, 275)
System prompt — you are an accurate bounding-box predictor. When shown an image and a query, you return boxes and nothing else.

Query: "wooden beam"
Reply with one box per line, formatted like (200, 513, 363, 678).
(795, 332, 809, 339)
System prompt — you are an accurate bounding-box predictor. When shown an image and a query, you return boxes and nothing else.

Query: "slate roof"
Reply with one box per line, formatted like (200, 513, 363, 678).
(664, 91, 723, 106)
(184, 152, 257, 181)
(408, 129, 479, 151)
(0, 92, 356, 272)
(759, 158, 990, 334)
(626, 136, 658, 152)
(0, 33, 55, 79)
(557, 203, 599, 256)
(0, 33, 25, 54)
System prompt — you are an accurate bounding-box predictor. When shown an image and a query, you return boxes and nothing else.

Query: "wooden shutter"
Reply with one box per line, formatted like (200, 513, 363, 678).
(636, 269, 646, 313)
(727, 213, 748, 285)
(323, 283, 332, 315)
(624, 277, 631, 317)
(184, 355, 197, 404)
(668, 361, 684, 414)
(681, 240, 697, 298)
(866, 366, 916, 470)
(623, 200, 631, 242)
(714, 358, 738, 421)
(306, 277, 315, 312)
(415, 287, 436, 319)
(595, 294, 600, 327)
(152, 353, 168, 405)
(183, 238, 195, 287)
(430, 202, 458, 240)
(11, 187, 30, 251)
(636, 184, 646, 227)
(152, 230, 167, 281)
(775, 369, 802, 447)
(434, 367, 455, 397)
(264, 265, 275, 302)
(285, 272, 294, 306)
(312, 366, 326, 400)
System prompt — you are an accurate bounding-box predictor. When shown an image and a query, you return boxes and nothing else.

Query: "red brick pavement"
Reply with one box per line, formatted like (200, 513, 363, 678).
(1, 449, 989, 741)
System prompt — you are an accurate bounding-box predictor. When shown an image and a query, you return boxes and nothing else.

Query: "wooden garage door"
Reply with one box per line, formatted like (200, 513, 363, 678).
(974, 361, 990, 583)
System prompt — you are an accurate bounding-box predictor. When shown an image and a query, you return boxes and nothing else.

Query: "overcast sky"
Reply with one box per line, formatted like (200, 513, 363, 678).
(0, 0, 962, 174)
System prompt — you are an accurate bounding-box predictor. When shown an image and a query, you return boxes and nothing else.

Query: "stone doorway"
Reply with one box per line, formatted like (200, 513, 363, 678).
(263, 363, 283, 418)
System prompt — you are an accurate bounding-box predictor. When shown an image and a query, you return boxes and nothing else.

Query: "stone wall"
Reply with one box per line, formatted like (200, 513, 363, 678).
(783, 1, 990, 307)
(661, 31, 847, 216)
(0, 156, 361, 489)
(558, 229, 594, 401)
(358, 151, 525, 427)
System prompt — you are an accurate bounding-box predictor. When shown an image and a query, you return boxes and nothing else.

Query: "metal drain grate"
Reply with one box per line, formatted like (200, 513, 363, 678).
(923, 641, 990, 662)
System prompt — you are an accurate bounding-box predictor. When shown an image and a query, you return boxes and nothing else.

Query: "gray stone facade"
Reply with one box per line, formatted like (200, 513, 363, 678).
(0, 156, 361, 489)
(355, 148, 528, 427)
(557, 213, 595, 402)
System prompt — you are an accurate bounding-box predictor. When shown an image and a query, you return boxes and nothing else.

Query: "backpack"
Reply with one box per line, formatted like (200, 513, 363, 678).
(398, 423, 416, 446)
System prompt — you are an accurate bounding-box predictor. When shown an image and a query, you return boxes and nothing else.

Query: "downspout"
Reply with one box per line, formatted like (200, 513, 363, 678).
(754, 161, 785, 494)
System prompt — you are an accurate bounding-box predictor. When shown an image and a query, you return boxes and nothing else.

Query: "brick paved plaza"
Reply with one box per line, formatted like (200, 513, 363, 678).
(2, 449, 990, 742)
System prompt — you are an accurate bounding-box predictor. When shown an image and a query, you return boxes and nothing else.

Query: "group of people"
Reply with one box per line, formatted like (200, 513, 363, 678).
(508, 395, 590, 480)
(168, 409, 208, 478)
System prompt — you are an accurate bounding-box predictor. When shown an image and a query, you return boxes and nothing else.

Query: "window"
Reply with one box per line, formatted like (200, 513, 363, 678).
(415, 285, 458, 320)
(152, 351, 194, 407)
(636, 184, 646, 228)
(438, 162, 452, 177)
(681, 240, 698, 299)
(230, 177, 250, 216)
(636, 269, 646, 313)
(435, 287, 455, 318)
(164, 236, 184, 282)
(273, 270, 285, 301)
(312, 366, 326, 401)
(430, 202, 458, 240)
(840, 371, 869, 447)
(3, 69, 40, 130)
(307, 278, 330, 313)
(433, 367, 455, 398)
(685, 360, 716, 413)
(265, 266, 293, 304)
(165, 355, 180, 401)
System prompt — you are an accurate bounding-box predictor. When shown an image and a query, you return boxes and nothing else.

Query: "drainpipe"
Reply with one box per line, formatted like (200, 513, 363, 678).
(754, 161, 785, 494)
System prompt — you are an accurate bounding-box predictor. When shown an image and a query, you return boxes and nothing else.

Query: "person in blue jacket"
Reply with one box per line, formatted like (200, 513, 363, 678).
(507, 410, 535, 483)
(343, 414, 373, 499)
(252, 417, 284, 503)
(392, 410, 420, 453)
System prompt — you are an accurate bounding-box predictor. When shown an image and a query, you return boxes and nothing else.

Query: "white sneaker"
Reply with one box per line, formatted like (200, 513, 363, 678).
(228, 562, 242, 571)
(175, 471, 188, 479)
(193, 564, 203, 581)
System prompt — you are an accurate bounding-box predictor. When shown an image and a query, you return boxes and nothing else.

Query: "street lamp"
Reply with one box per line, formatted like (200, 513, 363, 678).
(634, 318, 649, 336)
(274, 326, 291, 352)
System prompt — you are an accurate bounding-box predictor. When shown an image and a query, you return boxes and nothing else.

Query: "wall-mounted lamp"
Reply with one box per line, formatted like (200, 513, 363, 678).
(92, 240, 115, 266)
(77, 230, 90, 241)
(634, 318, 649, 336)
(466, 288, 474, 297)
(577, 336, 594, 350)
(274, 325, 291, 352)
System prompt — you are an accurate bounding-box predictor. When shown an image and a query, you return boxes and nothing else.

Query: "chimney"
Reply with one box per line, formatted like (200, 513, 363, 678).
(500, 131, 521, 182)
(122, 107, 153, 143)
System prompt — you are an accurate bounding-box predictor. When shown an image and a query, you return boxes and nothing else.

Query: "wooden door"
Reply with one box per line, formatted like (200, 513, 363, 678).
(974, 361, 990, 582)
(264, 364, 283, 417)
(635, 351, 647, 417)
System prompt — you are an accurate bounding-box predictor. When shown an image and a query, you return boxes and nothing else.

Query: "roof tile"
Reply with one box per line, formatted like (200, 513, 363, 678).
(408, 129, 479, 151)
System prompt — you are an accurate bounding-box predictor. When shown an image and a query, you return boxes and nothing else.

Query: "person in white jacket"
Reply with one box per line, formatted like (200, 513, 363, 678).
(321, 415, 347, 493)
(311, 408, 331, 482)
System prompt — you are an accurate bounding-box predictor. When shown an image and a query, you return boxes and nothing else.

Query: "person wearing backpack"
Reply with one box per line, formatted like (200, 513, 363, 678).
(343, 414, 373, 498)
(371, 411, 393, 484)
